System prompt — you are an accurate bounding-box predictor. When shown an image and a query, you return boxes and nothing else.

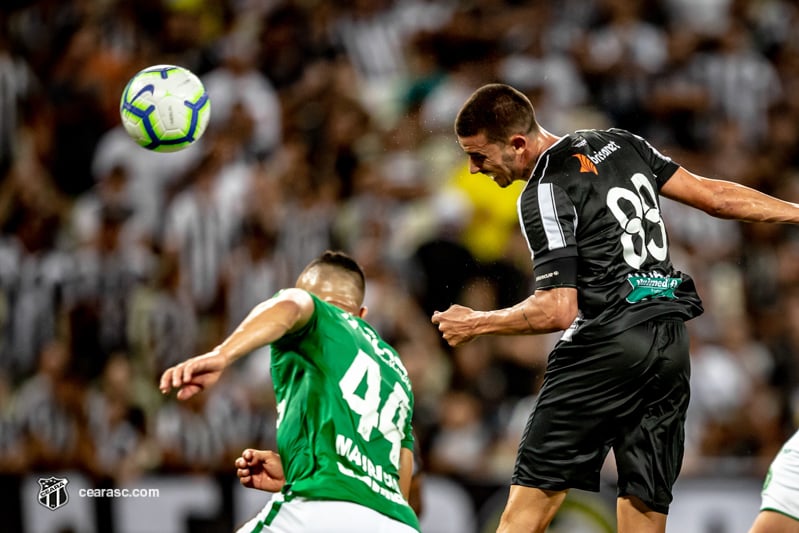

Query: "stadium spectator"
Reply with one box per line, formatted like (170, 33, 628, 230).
(13, 340, 87, 472)
(202, 27, 282, 160)
(126, 252, 198, 378)
(83, 354, 149, 483)
(573, 0, 669, 135)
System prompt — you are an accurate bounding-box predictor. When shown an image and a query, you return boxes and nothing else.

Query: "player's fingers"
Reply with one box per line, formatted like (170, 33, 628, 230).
(431, 311, 440, 324)
(239, 475, 252, 487)
(159, 368, 174, 393)
(181, 360, 197, 384)
(242, 448, 254, 462)
(236, 467, 250, 478)
(234, 457, 247, 469)
(176, 384, 203, 401)
(171, 363, 187, 388)
(254, 450, 276, 466)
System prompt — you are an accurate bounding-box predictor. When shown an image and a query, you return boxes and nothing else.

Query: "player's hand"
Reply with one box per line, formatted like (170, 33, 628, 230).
(235, 449, 286, 492)
(431, 304, 479, 346)
(159, 349, 226, 400)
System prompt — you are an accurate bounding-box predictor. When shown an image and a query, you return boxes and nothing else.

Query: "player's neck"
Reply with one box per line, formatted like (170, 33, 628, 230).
(524, 129, 562, 178)
(536, 128, 562, 153)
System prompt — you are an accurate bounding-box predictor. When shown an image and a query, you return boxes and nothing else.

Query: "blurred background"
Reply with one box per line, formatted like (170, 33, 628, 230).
(1, 0, 799, 532)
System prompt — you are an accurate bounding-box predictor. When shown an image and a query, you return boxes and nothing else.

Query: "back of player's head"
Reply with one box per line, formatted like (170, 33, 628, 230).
(455, 83, 539, 144)
(297, 250, 366, 312)
(306, 250, 365, 291)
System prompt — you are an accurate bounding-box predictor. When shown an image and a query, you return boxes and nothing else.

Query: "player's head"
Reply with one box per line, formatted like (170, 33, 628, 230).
(296, 250, 367, 317)
(455, 83, 539, 144)
(454, 84, 541, 188)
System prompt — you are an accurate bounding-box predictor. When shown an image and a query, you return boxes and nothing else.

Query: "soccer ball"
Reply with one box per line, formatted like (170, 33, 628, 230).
(119, 64, 211, 152)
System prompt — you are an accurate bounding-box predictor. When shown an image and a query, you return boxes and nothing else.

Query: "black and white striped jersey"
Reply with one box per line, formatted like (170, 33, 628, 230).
(517, 128, 704, 342)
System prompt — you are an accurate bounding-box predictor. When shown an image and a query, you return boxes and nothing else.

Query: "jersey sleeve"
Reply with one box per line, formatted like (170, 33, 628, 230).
(270, 290, 318, 354)
(518, 181, 579, 290)
(610, 128, 679, 188)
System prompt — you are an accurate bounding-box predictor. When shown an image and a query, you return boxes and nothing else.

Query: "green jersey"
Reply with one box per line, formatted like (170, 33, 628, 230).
(270, 292, 419, 531)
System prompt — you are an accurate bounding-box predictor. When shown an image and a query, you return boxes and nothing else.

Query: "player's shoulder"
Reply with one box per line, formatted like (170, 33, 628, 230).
(570, 127, 643, 147)
(563, 128, 659, 169)
(537, 129, 633, 165)
(276, 287, 316, 307)
(530, 130, 615, 184)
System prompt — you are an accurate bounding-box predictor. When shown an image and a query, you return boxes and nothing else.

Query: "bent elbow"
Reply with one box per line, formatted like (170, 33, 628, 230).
(550, 312, 577, 331)
(535, 288, 578, 332)
(550, 301, 579, 331)
(697, 180, 738, 219)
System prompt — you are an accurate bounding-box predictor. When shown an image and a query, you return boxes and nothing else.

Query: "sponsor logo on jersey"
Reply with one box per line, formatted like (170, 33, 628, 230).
(335, 434, 406, 504)
(626, 274, 682, 303)
(587, 141, 622, 166)
(572, 154, 598, 175)
(38, 476, 69, 511)
(535, 270, 560, 283)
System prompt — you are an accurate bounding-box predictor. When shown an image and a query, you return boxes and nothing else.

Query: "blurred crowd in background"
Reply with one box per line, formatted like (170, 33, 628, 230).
(2, 0, 799, 525)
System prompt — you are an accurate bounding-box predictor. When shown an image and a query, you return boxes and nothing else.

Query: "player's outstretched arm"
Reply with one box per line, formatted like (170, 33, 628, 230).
(235, 449, 286, 492)
(432, 287, 578, 346)
(158, 350, 227, 401)
(661, 167, 799, 223)
(159, 288, 315, 399)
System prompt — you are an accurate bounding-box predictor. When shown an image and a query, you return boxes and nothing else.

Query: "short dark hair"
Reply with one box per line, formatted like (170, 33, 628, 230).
(454, 83, 539, 144)
(307, 250, 365, 293)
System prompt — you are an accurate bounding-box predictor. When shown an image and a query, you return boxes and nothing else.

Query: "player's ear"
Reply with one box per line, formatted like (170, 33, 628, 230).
(511, 134, 527, 152)
(358, 306, 368, 319)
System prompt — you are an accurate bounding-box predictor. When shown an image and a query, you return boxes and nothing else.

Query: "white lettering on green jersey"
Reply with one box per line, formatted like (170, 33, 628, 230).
(270, 293, 419, 531)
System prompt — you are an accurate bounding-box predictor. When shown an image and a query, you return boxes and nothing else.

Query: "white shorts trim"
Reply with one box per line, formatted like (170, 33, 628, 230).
(235, 494, 418, 533)
(761, 431, 799, 521)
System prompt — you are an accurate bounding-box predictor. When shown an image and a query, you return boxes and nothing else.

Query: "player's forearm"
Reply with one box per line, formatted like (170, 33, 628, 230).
(399, 447, 414, 502)
(475, 292, 576, 336)
(704, 179, 799, 223)
(216, 299, 304, 365)
(665, 170, 799, 223)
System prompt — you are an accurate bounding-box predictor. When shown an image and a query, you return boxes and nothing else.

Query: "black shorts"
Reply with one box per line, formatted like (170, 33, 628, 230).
(511, 316, 690, 514)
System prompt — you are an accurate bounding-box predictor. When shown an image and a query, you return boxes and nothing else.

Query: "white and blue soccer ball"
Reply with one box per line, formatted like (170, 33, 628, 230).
(119, 64, 211, 152)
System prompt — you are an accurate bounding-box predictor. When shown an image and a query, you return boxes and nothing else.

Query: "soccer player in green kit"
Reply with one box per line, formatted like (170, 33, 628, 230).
(160, 251, 420, 533)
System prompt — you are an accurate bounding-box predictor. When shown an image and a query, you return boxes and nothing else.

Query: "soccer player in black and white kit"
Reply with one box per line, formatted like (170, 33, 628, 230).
(431, 83, 799, 533)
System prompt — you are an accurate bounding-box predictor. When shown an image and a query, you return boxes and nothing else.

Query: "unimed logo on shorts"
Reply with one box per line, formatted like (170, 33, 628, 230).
(38, 476, 69, 511)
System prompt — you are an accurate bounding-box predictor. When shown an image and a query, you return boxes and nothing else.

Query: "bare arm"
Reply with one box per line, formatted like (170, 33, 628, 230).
(215, 288, 315, 363)
(159, 288, 315, 399)
(661, 167, 799, 223)
(432, 287, 578, 346)
(398, 447, 414, 502)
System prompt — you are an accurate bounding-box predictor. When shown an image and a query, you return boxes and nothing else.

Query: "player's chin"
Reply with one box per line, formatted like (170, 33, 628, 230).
(490, 174, 511, 187)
